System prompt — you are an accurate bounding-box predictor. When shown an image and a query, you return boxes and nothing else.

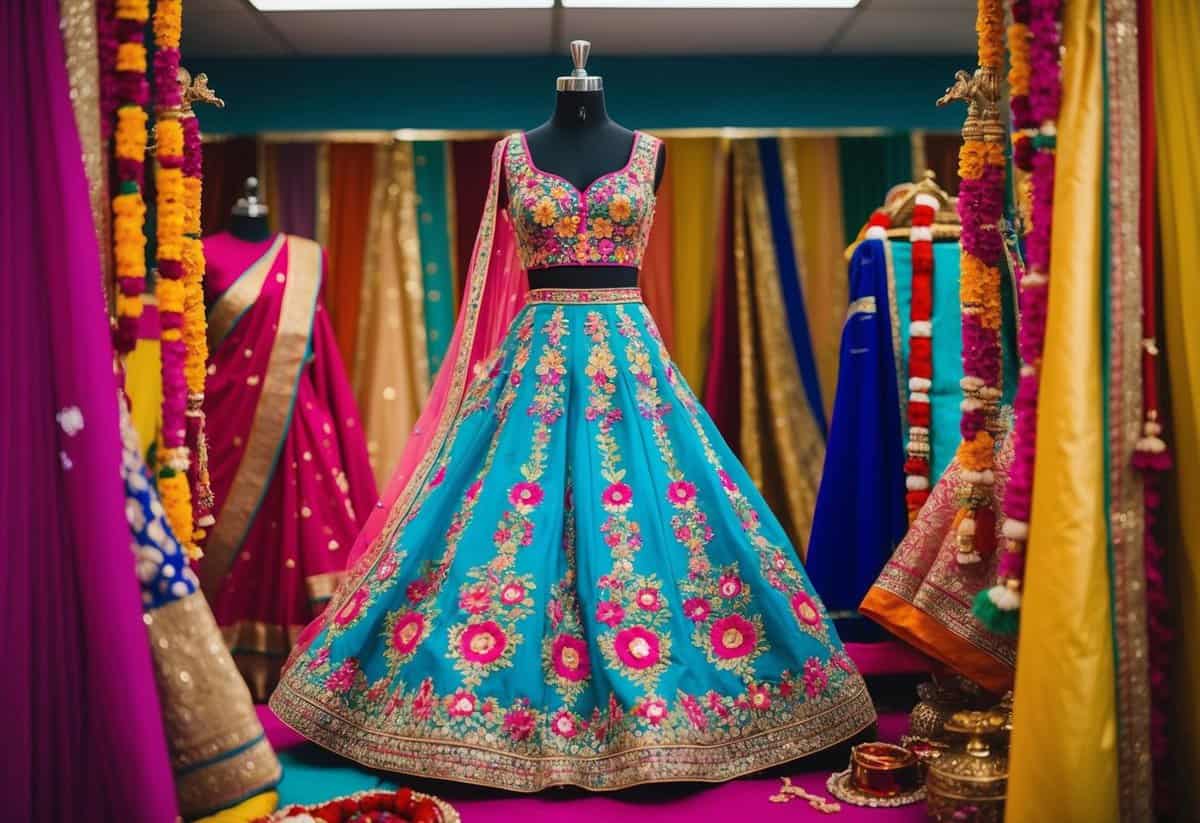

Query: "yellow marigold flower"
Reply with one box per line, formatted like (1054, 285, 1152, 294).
(157, 278, 186, 313)
(609, 195, 632, 223)
(591, 217, 614, 239)
(116, 42, 147, 73)
(154, 0, 183, 47)
(533, 198, 557, 227)
(156, 119, 183, 159)
(116, 292, 145, 318)
(556, 215, 580, 238)
(551, 185, 567, 199)
(116, 0, 150, 21)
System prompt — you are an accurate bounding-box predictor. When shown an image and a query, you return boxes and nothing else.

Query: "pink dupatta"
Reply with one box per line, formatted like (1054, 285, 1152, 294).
(300, 139, 528, 647)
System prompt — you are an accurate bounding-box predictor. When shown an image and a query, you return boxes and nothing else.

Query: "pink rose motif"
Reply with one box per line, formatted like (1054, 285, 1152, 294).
(406, 579, 432, 604)
(674, 525, 692, 542)
(333, 586, 370, 627)
(710, 614, 757, 660)
(500, 581, 526, 605)
(790, 591, 822, 626)
(459, 584, 490, 614)
(552, 635, 591, 682)
(772, 552, 789, 572)
(683, 597, 711, 622)
(510, 481, 544, 507)
(718, 573, 744, 600)
(551, 709, 578, 739)
(635, 587, 661, 612)
(460, 621, 507, 665)
(375, 552, 399, 582)
(717, 469, 737, 491)
(680, 694, 708, 730)
(465, 479, 483, 501)
(637, 698, 668, 727)
(429, 466, 446, 488)
(325, 659, 358, 694)
(746, 683, 772, 711)
(391, 611, 426, 655)
(602, 482, 633, 509)
(667, 480, 696, 506)
(614, 626, 661, 670)
(547, 598, 564, 627)
(598, 238, 616, 257)
(447, 689, 476, 718)
(803, 658, 829, 698)
(503, 707, 535, 741)
(595, 600, 625, 627)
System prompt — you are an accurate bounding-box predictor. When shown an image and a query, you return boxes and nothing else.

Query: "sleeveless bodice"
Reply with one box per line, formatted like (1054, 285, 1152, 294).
(504, 131, 660, 270)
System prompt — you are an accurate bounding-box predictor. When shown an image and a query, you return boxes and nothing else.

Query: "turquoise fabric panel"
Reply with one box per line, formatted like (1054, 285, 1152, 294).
(411, 141, 456, 376)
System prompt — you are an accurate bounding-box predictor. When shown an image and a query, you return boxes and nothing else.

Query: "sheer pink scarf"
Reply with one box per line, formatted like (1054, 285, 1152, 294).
(297, 139, 527, 647)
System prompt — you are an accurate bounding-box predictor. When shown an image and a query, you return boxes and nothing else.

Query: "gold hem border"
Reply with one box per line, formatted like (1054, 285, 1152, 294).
(269, 680, 877, 793)
(526, 288, 643, 305)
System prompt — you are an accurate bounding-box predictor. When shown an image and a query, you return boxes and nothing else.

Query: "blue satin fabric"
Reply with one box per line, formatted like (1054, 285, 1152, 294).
(758, 139, 827, 435)
(804, 239, 907, 642)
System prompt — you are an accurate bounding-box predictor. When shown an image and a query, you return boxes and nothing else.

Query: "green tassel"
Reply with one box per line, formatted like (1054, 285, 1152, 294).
(119, 179, 140, 196)
(972, 588, 1020, 636)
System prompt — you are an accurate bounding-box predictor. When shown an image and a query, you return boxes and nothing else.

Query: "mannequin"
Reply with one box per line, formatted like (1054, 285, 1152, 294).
(510, 41, 666, 289)
(229, 176, 272, 242)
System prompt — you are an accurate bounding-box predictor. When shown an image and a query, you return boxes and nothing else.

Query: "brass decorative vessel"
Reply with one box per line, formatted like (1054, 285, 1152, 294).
(926, 709, 1009, 822)
(910, 674, 986, 740)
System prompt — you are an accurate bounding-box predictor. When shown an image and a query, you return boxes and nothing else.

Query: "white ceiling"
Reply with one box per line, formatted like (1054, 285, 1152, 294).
(182, 0, 976, 57)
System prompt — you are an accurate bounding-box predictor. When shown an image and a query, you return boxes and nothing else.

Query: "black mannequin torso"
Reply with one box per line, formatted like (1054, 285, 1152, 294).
(230, 213, 272, 243)
(509, 89, 666, 289)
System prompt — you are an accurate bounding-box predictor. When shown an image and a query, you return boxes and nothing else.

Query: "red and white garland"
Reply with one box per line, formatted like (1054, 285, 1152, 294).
(903, 193, 939, 520)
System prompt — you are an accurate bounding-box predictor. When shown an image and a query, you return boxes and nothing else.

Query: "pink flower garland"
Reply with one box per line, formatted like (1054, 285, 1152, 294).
(975, 0, 1061, 629)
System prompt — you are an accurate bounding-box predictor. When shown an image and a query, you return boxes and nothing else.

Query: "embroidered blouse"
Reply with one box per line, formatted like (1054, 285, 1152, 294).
(504, 131, 661, 270)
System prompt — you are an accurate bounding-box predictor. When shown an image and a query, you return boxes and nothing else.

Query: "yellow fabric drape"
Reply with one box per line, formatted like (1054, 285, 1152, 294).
(785, 137, 847, 423)
(668, 138, 722, 391)
(1006, 0, 1118, 819)
(353, 142, 429, 485)
(1155, 0, 1200, 810)
(124, 334, 163, 455)
(193, 792, 278, 823)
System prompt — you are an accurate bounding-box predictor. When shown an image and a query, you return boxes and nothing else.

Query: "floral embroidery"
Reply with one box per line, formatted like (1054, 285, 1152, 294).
(541, 477, 591, 706)
(504, 134, 660, 270)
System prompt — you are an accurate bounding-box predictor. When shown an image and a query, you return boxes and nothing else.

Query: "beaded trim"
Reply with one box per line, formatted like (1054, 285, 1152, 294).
(526, 288, 643, 305)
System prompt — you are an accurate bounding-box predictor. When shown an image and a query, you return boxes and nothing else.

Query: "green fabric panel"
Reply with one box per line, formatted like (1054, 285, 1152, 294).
(838, 135, 915, 246)
(412, 141, 457, 376)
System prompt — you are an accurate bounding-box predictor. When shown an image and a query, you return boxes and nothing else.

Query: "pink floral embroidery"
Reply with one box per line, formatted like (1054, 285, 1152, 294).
(551, 635, 591, 682)
(718, 573, 744, 599)
(832, 652, 856, 673)
(460, 621, 508, 664)
(803, 658, 829, 698)
(710, 614, 757, 660)
(307, 646, 330, 671)
(547, 598, 564, 627)
(459, 584, 490, 615)
(551, 709, 579, 739)
(333, 586, 369, 627)
(510, 481, 544, 507)
(791, 591, 822, 626)
(391, 612, 426, 655)
(447, 689, 476, 718)
(412, 678, 435, 720)
(680, 694, 708, 730)
(325, 659, 358, 694)
(746, 683, 772, 711)
(636, 697, 668, 727)
(500, 581, 526, 605)
(503, 706, 535, 741)
(683, 597, 712, 622)
(602, 482, 633, 509)
(614, 626, 661, 670)
(635, 587, 662, 612)
(465, 479, 483, 501)
(717, 468, 737, 491)
(375, 552, 399, 582)
(406, 579, 433, 604)
(429, 466, 446, 488)
(667, 480, 696, 506)
(595, 600, 625, 627)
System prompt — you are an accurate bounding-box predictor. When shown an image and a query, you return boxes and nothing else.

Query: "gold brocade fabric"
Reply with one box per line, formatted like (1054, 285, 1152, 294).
(1155, 0, 1200, 809)
(146, 594, 281, 819)
(731, 142, 824, 554)
(1006, 0, 1120, 818)
(784, 137, 847, 425)
(353, 142, 430, 485)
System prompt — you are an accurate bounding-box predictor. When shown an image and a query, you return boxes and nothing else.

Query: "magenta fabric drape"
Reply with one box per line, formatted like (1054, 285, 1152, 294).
(1, 0, 178, 818)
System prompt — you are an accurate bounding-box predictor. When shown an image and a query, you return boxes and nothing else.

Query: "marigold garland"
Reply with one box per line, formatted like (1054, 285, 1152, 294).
(109, 0, 150, 354)
(972, 0, 1062, 634)
(903, 194, 939, 520)
(939, 0, 1007, 570)
(153, 0, 199, 558)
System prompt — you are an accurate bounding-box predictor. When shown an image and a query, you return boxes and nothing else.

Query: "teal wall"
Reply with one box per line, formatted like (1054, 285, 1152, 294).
(193, 55, 972, 135)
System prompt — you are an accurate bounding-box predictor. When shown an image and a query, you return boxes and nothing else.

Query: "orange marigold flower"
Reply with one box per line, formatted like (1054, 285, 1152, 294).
(556, 215, 580, 238)
(609, 195, 632, 223)
(533, 197, 557, 227)
(591, 217, 614, 239)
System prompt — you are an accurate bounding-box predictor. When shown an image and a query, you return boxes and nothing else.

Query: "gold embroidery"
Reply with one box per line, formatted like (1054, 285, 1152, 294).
(846, 296, 878, 322)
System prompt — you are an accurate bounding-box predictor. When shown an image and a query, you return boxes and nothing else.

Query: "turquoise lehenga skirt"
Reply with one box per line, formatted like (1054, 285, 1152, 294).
(272, 288, 875, 791)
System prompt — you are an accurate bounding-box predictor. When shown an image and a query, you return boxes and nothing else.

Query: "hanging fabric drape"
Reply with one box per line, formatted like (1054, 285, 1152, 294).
(273, 142, 319, 240)
(702, 150, 740, 443)
(201, 137, 257, 236)
(639, 151, 676, 350)
(1153, 0, 1200, 811)
(326, 142, 376, 365)
(1006, 0, 1120, 817)
(353, 142, 430, 484)
(837, 135, 914, 247)
(412, 141, 457, 376)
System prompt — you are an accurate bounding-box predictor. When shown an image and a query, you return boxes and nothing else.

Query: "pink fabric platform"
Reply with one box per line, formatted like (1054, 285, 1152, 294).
(258, 705, 927, 822)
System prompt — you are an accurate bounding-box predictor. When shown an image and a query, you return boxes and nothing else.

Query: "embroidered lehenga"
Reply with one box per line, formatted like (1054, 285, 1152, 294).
(271, 133, 875, 791)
